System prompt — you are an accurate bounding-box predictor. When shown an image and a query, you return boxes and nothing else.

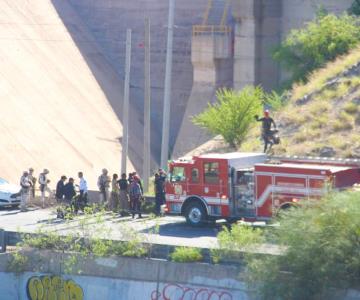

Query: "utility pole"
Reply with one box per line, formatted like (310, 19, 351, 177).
(160, 0, 175, 169)
(121, 29, 132, 175)
(143, 17, 151, 192)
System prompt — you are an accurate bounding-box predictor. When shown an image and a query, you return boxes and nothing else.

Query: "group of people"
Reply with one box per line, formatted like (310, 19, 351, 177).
(19, 167, 168, 217)
(55, 172, 88, 214)
(19, 168, 51, 212)
(96, 169, 144, 218)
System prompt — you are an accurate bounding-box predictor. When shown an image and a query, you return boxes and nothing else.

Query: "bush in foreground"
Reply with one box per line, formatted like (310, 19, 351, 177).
(215, 191, 360, 299)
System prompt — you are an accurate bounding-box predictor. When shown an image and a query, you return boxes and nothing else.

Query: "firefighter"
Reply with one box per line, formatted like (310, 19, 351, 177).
(155, 171, 166, 216)
(20, 171, 32, 212)
(255, 110, 277, 153)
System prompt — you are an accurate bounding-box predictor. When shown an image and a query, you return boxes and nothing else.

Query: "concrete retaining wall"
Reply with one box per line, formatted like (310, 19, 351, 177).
(0, 250, 360, 300)
(0, 251, 251, 300)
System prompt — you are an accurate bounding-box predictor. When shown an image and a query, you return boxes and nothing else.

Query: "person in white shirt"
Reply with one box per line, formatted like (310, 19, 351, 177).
(78, 172, 88, 206)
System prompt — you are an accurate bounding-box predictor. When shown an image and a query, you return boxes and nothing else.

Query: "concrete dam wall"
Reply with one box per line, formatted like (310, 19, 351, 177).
(0, 0, 355, 186)
(66, 0, 210, 163)
(0, 0, 146, 188)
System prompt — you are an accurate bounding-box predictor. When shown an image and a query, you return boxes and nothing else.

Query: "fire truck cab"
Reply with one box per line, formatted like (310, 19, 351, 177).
(165, 152, 360, 226)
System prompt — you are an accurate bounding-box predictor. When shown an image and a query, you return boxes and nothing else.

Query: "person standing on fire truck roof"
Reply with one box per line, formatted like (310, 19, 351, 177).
(255, 110, 277, 153)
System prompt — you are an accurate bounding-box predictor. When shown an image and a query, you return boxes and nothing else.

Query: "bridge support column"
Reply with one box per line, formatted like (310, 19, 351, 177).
(232, 0, 282, 91)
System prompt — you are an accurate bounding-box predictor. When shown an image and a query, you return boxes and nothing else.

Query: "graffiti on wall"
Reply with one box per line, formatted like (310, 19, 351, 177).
(151, 283, 233, 300)
(27, 275, 83, 300)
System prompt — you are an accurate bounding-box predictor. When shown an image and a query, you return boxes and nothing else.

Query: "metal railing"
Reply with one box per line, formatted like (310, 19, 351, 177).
(192, 25, 231, 36)
(270, 155, 360, 166)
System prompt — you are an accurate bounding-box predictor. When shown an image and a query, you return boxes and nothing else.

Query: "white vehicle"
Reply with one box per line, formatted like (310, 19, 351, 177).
(0, 178, 21, 208)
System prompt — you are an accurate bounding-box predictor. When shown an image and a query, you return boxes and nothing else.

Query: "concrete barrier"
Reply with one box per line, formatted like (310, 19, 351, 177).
(0, 250, 359, 300)
(0, 250, 251, 300)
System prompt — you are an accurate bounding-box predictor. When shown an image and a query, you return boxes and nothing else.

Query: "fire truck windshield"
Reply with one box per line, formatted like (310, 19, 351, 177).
(169, 166, 186, 182)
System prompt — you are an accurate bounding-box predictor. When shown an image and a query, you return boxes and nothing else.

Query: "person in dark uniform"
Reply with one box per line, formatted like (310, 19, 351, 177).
(63, 178, 76, 204)
(55, 175, 67, 202)
(255, 110, 277, 153)
(154, 171, 166, 216)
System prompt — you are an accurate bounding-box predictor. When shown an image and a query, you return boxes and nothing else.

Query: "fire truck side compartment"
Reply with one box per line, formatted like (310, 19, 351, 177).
(254, 163, 360, 218)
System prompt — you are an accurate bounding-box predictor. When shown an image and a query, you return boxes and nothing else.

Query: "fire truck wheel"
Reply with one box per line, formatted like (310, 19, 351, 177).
(185, 202, 206, 226)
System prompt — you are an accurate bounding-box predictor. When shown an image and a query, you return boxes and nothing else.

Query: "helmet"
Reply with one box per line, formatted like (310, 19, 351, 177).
(43, 169, 49, 174)
(264, 110, 270, 117)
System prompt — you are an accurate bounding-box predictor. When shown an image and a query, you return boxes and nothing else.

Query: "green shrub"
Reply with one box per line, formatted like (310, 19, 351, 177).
(7, 252, 28, 275)
(211, 224, 264, 264)
(273, 14, 360, 84)
(242, 191, 360, 299)
(170, 247, 203, 263)
(193, 87, 280, 147)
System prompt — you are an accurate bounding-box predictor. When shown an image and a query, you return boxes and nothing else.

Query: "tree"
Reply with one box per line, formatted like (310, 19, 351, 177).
(192, 87, 264, 148)
(273, 14, 360, 84)
(349, 0, 360, 16)
(216, 191, 360, 299)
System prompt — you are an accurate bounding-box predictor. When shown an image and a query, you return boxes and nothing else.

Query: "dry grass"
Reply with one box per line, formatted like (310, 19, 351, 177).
(292, 46, 360, 100)
(235, 48, 360, 159)
(344, 102, 359, 115)
(332, 120, 353, 132)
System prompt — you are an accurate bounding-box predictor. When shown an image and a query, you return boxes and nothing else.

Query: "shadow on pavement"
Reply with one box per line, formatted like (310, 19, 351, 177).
(141, 221, 224, 238)
(0, 206, 40, 216)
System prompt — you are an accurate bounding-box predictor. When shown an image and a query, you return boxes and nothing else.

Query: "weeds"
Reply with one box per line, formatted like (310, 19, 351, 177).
(7, 252, 28, 275)
(344, 102, 359, 114)
(170, 247, 203, 263)
(10, 206, 151, 275)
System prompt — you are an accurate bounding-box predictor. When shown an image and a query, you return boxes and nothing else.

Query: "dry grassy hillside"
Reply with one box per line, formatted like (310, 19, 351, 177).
(240, 47, 360, 158)
(187, 47, 360, 159)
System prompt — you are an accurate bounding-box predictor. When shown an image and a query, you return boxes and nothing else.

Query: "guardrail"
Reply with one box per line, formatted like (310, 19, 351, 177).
(192, 25, 231, 36)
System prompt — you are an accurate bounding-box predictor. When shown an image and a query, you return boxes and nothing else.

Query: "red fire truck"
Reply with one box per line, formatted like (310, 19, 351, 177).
(165, 152, 360, 226)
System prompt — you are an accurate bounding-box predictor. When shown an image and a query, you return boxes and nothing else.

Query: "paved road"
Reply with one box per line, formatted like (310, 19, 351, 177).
(0, 206, 224, 249)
